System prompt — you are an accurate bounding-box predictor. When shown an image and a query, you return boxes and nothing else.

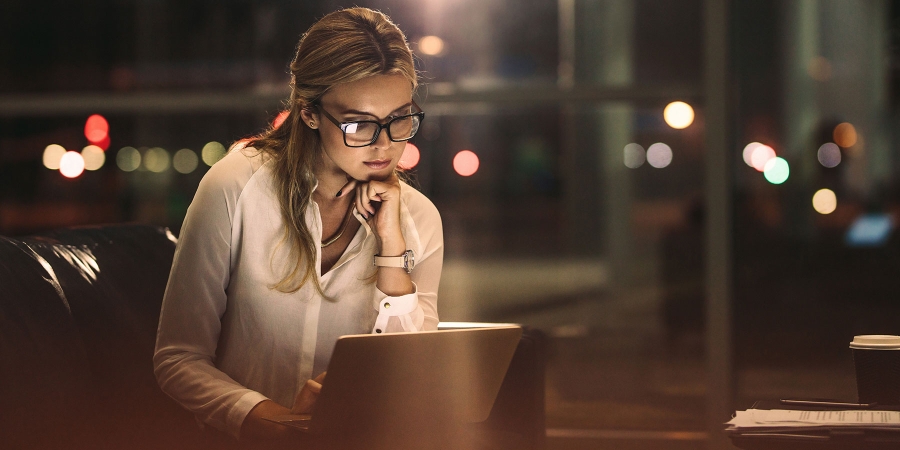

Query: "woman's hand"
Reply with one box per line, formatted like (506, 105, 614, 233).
(239, 372, 327, 441)
(338, 173, 413, 297)
(337, 173, 406, 255)
(291, 371, 326, 414)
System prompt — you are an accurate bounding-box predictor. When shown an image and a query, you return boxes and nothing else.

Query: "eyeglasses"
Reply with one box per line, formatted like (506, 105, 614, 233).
(315, 101, 425, 148)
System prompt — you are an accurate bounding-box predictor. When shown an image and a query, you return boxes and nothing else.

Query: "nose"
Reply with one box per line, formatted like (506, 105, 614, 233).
(372, 125, 392, 149)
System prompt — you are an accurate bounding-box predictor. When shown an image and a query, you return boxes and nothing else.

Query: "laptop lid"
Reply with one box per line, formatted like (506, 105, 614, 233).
(308, 325, 522, 436)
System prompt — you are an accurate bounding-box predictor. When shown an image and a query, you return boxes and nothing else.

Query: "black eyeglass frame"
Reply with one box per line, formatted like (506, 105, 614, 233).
(314, 100, 425, 148)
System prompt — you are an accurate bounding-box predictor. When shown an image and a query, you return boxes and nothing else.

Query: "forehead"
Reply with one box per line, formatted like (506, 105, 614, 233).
(321, 74, 413, 115)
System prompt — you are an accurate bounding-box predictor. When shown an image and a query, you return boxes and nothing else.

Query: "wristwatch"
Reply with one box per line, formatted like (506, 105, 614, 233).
(373, 250, 415, 273)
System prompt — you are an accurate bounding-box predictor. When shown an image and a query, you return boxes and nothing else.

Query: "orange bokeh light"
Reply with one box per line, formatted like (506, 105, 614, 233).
(84, 114, 109, 144)
(399, 143, 420, 169)
(750, 145, 776, 172)
(833, 122, 858, 148)
(453, 150, 479, 177)
(273, 110, 289, 129)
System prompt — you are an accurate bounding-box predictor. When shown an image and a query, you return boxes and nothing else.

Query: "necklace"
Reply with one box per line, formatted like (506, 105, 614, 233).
(321, 198, 355, 248)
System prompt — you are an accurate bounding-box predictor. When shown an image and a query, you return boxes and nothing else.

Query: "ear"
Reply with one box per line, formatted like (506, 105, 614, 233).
(299, 108, 319, 129)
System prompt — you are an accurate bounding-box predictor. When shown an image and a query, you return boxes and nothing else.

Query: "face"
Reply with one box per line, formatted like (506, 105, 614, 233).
(306, 74, 414, 182)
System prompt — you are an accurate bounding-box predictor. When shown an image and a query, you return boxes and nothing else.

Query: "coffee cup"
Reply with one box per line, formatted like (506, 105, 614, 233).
(850, 335, 900, 405)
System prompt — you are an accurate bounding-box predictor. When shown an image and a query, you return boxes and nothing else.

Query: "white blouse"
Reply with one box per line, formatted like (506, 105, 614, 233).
(153, 148, 443, 438)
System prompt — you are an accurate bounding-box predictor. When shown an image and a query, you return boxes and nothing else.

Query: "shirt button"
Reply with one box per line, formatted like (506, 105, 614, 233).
(384, 302, 391, 309)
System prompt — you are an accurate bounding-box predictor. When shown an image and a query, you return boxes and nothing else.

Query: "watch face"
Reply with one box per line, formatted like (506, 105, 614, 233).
(406, 250, 415, 272)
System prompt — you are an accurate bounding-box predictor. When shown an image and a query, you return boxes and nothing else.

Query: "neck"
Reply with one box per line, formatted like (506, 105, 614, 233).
(312, 158, 350, 204)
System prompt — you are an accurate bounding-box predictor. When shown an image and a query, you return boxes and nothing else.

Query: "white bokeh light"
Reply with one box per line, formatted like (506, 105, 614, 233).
(646, 143, 673, 168)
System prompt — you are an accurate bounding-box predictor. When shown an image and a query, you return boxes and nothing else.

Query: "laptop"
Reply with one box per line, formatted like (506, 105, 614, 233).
(267, 324, 522, 439)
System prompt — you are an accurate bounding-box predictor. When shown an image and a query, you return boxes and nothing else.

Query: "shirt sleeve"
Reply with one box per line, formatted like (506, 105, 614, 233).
(371, 188, 443, 333)
(153, 152, 267, 439)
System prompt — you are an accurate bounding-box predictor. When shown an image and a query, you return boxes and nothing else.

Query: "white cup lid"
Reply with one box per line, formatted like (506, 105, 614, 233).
(850, 335, 900, 349)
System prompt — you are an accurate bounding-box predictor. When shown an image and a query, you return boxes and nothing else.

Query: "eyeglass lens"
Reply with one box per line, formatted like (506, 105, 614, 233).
(341, 115, 421, 146)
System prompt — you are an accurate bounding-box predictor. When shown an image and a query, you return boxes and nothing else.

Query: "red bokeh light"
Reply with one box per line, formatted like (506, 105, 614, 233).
(398, 143, 420, 169)
(85, 114, 109, 144)
(273, 110, 289, 129)
(453, 150, 479, 177)
(95, 135, 110, 151)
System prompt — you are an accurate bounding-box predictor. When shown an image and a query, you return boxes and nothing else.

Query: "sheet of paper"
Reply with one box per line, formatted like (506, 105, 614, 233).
(726, 409, 900, 429)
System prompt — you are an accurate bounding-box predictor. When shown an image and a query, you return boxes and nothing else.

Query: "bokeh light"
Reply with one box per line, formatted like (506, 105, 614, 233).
(646, 143, 673, 168)
(59, 151, 85, 178)
(663, 101, 694, 129)
(623, 143, 646, 169)
(117, 147, 141, 172)
(173, 148, 199, 174)
(399, 143, 420, 169)
(750, 145, 776, 172)
(817, 142, 841, 168)
(807, 56, 832, 82)
(812, 189, 837, 214)
(453, 150, 479, 176)
(418, 36, 445, 56)
(81, 145, 105, 171)
(202, 141, 227, 166)
(144, 147, 170, 173)
(833, 122, 858, 148)
(43, 144, 67, 170)
(742, 142, 762, 167)
(763, 157, 789, 184)
(84, 114, 109, 144)
(95, 135, 111, 151)
(273, 110, 289, 129)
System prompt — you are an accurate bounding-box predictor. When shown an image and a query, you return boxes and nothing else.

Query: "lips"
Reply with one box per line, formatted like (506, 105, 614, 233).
(364, 159, 391, 170)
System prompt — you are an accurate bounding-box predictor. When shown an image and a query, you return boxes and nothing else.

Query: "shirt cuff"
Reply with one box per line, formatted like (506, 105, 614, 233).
(372, 283, 419, 334)
(227, 390, 269, 440)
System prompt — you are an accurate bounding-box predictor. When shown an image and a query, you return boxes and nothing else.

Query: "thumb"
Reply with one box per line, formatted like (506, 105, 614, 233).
(291, 379, 322, 414)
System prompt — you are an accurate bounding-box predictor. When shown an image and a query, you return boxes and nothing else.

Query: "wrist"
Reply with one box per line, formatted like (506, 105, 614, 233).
(377, 235, 406, 256)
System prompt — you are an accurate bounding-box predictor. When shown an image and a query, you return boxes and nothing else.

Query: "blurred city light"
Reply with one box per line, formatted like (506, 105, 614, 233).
(763, 157, 789, 184)
(59, 151, 85, 178)
(833, 122, 858, 148)
(399, 142, 420, 169)
(273, 110, 289, 129)
(84, 114, 109, 144)
(81, 145, 105, 171)
(623, 143, 646, 169)
(173, 148, 199, 174)
(817, 142, 841, 168)
(418, 36, 445, 56)
(202, 141, 227, 166)
(742, 142, 762, 167)
(812, 188, 837, 214)
(117, 147, 141, 172)
(95, 135, 110, 151)
(750, 145, 776, 172)
(807, 56, 832, 82)
(43, 144, 67, 170)
(663, 101, 694, 129)
(646, 143, 673, 168)
(453, 150, 479, 176)
(144, 147, 170, 173)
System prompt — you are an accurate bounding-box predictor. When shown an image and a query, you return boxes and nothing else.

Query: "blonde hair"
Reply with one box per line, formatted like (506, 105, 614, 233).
(248, 7, 417, 294)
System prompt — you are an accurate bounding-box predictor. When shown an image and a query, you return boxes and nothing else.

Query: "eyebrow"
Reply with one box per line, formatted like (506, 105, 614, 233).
(338, 102, 413, 120)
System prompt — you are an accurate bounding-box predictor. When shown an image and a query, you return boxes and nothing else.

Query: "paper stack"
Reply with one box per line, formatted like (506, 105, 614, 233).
(726, 409, 900, 434)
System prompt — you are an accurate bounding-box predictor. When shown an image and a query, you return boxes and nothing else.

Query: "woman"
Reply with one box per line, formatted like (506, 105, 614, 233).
(153, 7, 443, 442)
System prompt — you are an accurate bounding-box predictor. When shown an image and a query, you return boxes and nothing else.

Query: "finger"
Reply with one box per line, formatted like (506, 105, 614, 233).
(336, 178, 358, 198)
(291, 379, 322, 414)
(355, 183, 370, 219)
(363, 183, 379, 215)
(366, 182, 383, 207)
(314, 371, 327, 383)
